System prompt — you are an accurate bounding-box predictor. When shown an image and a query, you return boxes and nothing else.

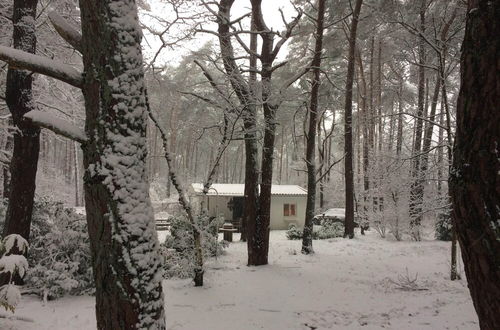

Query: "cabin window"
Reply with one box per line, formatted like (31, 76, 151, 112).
(284, 203, 296, 216)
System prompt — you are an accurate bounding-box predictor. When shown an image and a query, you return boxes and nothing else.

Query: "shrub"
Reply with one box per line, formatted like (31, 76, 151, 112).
(162, 213, 228, 279)
(0, 197, 94, 300)
(0, 234, 29, 312)
(316, 221, 343, 239)
(286, 224, 303, 240)
(286, 221, 343, 240)
(435, 212, 452, 241)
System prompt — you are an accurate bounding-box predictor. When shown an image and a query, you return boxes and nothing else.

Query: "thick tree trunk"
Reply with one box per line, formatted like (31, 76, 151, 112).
(253, 72, 275, 265)
(2, 134, 11, 197)
(302, 0, 326, 254)
(343, 0, 363, 239)
(449, 0, 500, 328)
(79, 0, 165, 328)
(241, 12, 260, 243)
(1, 0, 39, 287)
(216, 0, 260, 246)
(248, 0, 300, 265)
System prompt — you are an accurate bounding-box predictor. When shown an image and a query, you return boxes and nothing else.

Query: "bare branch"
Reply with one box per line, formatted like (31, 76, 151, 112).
(279, 64, 311, 92)
(193, 59, 236, 108)
(315, 155, 345, 184)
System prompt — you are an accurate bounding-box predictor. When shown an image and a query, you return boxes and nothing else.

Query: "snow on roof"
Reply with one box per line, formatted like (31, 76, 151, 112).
(191, 183, 307, 196)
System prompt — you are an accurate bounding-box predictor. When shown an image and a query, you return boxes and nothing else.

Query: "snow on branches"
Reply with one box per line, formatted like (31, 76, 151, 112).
(0, 235, 29, 312)
(23, 110, 87, 143)
(0, 45, 83, 88)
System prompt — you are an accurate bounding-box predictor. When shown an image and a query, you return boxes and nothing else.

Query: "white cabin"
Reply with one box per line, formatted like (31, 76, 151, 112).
(190, 183, 307, 230)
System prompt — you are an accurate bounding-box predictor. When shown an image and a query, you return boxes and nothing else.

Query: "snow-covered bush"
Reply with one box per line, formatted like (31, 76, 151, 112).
(26, 198, 93, 299)
(162, 213, 227, 279)
(316, 221, 343, 239)
(286, 224, 303, 240)
(0, 197, 94, 300)
(286, 221, 343, 240)
(0, 234, 29, 312)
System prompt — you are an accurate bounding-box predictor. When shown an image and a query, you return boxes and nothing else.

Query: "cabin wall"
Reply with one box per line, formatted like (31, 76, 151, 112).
(270, 196, 306, 230)
(193, 194, 307, 230)
(207, 195, 233, 221)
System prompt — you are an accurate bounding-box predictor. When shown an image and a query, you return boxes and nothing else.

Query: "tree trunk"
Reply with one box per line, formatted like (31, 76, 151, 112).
(396, 77, 404, 156)
(420, 74, 441, 175)
(356, 49, 370, 229)
(79, 0, 165, 328)
(216, 0, 259, 246)
(449, 0, 499, 328)
(71, 141, 79, 206)
(408, 0, 427, 241)
(301, 0, 326, 255)
(1, 0, 40, 287)
(2, 126, 13, 199)
(377, 39, 383, 153)
(343, 0, 363, 239)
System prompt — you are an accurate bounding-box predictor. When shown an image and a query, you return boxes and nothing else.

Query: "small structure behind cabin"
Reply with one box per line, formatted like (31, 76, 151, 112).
(190, 183, 307, 230)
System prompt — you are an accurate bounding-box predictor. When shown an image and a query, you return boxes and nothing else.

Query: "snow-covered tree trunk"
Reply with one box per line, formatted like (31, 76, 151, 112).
(78, 0, 165, 328)
(449, 0, 499, 327)
(1, 0, 39, 286)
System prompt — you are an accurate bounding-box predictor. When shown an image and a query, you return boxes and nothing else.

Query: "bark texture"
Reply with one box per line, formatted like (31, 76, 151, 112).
(408, 0, 427, 241)
(449, 0, 499, 328)
(1, 0, 39, 286)
(216, 0, 260, 262)
(301, 0, 326, 254)
(343, 0, 363, 239)
(79, 0, 165, 328)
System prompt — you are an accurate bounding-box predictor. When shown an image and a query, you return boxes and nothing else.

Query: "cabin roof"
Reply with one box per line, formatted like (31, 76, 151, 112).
(191, 183, 307, 197)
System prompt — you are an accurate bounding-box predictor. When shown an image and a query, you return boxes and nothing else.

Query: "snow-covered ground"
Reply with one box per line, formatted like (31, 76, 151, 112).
(2, 230, 478, 330)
